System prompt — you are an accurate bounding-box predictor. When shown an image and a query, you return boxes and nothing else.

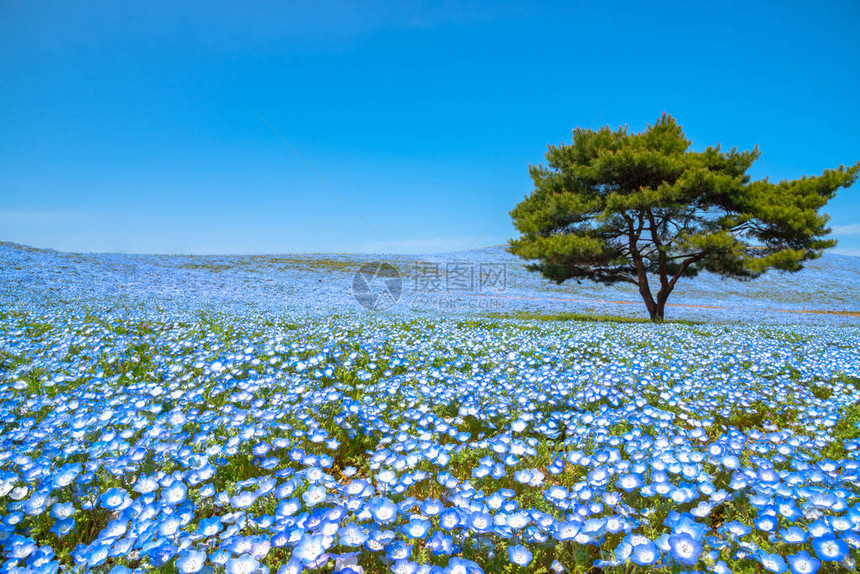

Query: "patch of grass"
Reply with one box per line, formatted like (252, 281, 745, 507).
(838, 375, 860, 391)
(460, 412, 509, 439)
(212, 451, 266, 491)
(484, 310, 701, 325)
(21, 367, 50, 395)
(821, 401, 860, 459)
(330, 429, 380, 474)
(713, 401, 769, 432)
(24, 321, 53, 338)
(28, 505, 112, 567)
(0, 349, 26, 371)
(433, 401, 460, 420)
(178, 261, 233, 272)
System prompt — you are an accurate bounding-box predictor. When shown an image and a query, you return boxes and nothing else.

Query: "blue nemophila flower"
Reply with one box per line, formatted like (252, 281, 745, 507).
(776, 498, 802, 522)
(826, 514, 852, 532)
(667, 532, 702, 566)
(616, 473, 644, 492)
(806, 518, 832, 539)
(175, 549, 207, 574)
(842, 530, 860, 549)
(467, 512, 493, 533)
(426, 531, 454, 555)
(755, 514, 778, 532)
(276, 557, 305, 574)
(52, 463, 82, 488)
(277, 497, 301, 516)
(85, 542, 111, 567)
(421, 498, 445, 515)
(721, 455, 740, 469)
(225, 553, 260, 574)
(99, 487, 131, 511)
(162, 479, 187, 505)
(386, 539, 412, 561)
(50, 517, 75, 537)
(665, 513, 706, 541)
(194, 515, 222, 538)
(546, 485, 568, 501)
(338, 523, 368, 546)
(549, 519, 579, 542)
(402, 518, 431, 539)
(134, 474, 160, 494)
(504, 511, 530, 531)
(720, 520, 752, 538)
(615, 533, 649, 562)
(445, 556, 483, 574)
(101, 517, 128, 539)
(811, 535, 849, 562)
(231, 490, 258, 509)
(691, 500, 713, 518)
(630, 541, 660, 566)
(275, 479, 298, 499)
(513, 469, 532, 484)
(439, 508, 461, 531)
(293, 533, 326, 565)
(508, 544, 533, 567)
(302, 484, 327, 506)
(7, 535, 37, 560)
(110, 538, 134, 558)
(586, 467, 610, 487)
(21, 490, 48, 516)
(780, 526, 808, 544)
(391, 559, 419, 574)
(757, 549, 788, 573)
(158, 514, 183, 537)
(786, 550, 821, 574)
(368, 497, 399, 524)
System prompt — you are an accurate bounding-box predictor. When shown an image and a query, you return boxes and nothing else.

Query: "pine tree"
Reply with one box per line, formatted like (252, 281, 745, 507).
(510, 114, 859, 321)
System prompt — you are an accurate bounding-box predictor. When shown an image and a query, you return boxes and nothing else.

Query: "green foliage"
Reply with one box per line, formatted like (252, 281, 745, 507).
(821, 401, 860, 459)
(486, 310, 701, 325)
(24, 321, 53, 338)
(510, 113, 859, 321)
(809, 384, 833, 400)
(21, 367, 50, 396)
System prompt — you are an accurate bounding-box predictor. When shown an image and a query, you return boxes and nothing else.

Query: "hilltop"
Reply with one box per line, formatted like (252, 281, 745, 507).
(1, 242, 858, 324)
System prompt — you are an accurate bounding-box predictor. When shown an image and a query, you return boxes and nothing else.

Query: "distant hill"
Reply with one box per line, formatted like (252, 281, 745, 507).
(1, 242, 858, 324)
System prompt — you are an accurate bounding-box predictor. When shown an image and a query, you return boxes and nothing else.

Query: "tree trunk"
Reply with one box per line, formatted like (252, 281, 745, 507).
(652, 287, 670, 323)
(649, 301, 665, 322)
(638, 280, 658, 321)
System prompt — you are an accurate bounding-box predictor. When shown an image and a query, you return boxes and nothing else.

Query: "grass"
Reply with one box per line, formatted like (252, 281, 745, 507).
(21, 367, 50, 395)
(177, 254, 411, 276)
(24, 320, 54, 338)
(483, 310, 702, 325)
(0, 348, 27, 371)
(820, 401, 860, 459)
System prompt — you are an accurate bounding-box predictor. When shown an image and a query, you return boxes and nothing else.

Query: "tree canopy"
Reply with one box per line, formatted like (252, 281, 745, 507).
(509, 114, 859, 321)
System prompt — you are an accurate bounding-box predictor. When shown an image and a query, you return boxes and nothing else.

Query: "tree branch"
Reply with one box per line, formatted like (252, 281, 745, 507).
(668, 252, 707, 291)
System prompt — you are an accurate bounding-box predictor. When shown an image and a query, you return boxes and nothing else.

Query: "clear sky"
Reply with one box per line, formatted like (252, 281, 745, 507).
(1, 0, 859, 255)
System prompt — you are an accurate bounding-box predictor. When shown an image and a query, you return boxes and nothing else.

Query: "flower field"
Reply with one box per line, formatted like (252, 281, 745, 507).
(1, 243, 859, 573)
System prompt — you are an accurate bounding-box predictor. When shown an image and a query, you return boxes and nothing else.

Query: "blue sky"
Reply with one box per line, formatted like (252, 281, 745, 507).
(1, 0, 859, 255)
